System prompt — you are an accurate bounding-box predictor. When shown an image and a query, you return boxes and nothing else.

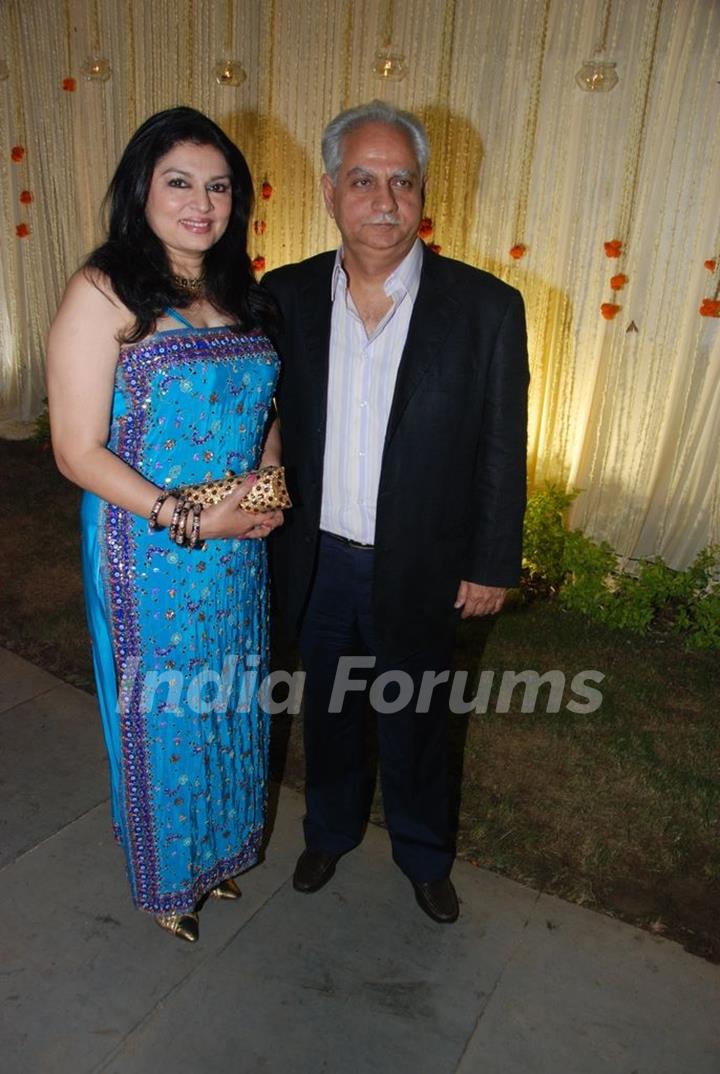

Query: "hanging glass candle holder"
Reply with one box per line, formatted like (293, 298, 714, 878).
(214, 59, 246, 87)
(575, 58, 618, 92)
(80, 55, 112, 82)
(372, 45, 407, 81)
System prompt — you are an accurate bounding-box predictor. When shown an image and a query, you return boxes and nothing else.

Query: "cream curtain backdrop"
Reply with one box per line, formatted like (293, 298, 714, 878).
(0, 0, 718, 567)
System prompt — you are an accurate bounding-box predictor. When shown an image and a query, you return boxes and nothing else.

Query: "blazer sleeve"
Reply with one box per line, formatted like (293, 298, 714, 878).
(465, 287, 529, 588)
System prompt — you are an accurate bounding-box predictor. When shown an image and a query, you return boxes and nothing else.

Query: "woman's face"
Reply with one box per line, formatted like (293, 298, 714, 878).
(144, 141, 233, 268)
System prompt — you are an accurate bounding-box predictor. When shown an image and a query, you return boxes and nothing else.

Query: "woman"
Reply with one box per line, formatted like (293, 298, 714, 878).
(48, 107, 283, 943)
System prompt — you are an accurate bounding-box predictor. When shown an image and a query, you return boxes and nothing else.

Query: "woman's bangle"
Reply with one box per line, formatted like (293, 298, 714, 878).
(176, 501, 191, 546)
(169, 496, 187, 543)
(188, 502, 204, 550)
(148, 489, 170, 530)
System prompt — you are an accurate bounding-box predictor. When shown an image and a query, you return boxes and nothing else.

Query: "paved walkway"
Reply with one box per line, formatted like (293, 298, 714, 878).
(1, 646, 719, 1074)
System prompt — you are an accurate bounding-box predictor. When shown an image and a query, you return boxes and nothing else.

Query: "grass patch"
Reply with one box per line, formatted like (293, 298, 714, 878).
(450, 603, 720, 958)
(3, 439, 719, 961)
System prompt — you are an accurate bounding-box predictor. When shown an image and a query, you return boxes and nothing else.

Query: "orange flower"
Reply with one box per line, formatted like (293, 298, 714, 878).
(62, 77, 77, 92)
(19, 190, 33, 205)
(699, 298, 720, 317)
(11, 145, 25, 163)
(610, 273, 628, 291)
(704, 259, 717, 272)
(429, 242, 442, 254)
(261, 180, 273, 200)
(251, 255, 266, 273)
(600, 302, 621, 320)
(509, 243, 526, 259)
(253, 219, 267, 235)
(16, 223, 30, 238)
(604, 239, 622, 258)
(418, 217, 433, 239)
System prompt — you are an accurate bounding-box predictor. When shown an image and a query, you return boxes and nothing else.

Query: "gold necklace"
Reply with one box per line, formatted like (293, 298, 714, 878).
(171, 273, 205, 295)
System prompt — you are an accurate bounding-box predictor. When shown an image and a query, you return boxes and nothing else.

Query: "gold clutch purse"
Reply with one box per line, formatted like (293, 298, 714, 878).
(175, 465, 291, 513)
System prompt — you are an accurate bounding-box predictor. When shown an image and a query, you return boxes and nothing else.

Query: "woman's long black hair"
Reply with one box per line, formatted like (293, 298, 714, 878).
(87, 106, 277, 342)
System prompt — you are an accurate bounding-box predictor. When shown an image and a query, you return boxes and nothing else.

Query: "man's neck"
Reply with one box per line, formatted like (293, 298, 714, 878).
(340, 241, 415, 291)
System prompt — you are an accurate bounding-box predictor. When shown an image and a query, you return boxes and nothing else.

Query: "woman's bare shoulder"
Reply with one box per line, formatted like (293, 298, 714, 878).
(53, 267, 132, 335)
(63, 266, 123, 308)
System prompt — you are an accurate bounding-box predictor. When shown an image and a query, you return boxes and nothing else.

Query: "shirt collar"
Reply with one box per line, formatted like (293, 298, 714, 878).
(331, 238, 424, 303)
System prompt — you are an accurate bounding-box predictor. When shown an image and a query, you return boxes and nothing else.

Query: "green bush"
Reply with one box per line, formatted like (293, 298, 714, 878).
(558, 528, 617, 618)
(521, 486, 720, 650)
(34, 401, 50, 443)
(522, 483, 577, 587)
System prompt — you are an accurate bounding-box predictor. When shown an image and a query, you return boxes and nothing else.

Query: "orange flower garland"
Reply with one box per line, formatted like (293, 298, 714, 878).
(509, 244, 527, 260)
(253, 179, 273, 267)
(429, 242, 442, 254)
(699, 298, 720, 318)
(418, 217, 433, 239)
(19, 190, 33, 205)
(62, 77, 77, 92)
(600, 239, 627, 321)
(11, 145, 25, 163)
(704, 259, 717, 272)
(16, 223, 30, 238)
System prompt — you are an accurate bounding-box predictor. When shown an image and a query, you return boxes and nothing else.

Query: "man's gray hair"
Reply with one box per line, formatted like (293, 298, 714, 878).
(321, 100, 430, 182)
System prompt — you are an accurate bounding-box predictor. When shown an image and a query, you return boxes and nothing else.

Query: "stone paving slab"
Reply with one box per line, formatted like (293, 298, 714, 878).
(0, 648, 59, 713)
(0, 681, 109, 867)
(96, 825, 540, 1074)
(0, 784, 305, 1074)
(456, 891, 720, 1074)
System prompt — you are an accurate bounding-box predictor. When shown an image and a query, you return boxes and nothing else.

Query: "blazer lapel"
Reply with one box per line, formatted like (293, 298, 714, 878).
(298, 255, 334, 463)
(384, 246, 460, 445)
(294, 247, 458, 463)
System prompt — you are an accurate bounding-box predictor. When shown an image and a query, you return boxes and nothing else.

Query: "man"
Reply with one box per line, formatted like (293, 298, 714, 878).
(264, 101, 528, 924)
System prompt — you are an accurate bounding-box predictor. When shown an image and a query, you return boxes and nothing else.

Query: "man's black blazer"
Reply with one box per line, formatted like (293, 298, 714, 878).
(263, 243, 529, 662)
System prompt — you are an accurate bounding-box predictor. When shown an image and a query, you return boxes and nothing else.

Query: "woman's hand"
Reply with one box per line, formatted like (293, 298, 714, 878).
(244, 510, 284, 539)
(197, 475, 285, 541)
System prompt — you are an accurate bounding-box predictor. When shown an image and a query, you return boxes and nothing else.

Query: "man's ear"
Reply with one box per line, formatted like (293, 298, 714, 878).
(320, 173, 335, 218)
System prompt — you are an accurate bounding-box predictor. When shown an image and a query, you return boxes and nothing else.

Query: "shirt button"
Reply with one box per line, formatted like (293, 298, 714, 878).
(359, 451, 366, 457)
(360, 401, 367, 407)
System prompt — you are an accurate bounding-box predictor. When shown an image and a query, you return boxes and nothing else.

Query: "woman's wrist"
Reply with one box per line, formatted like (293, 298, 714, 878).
(153, 495, 179, 529)
(148, 492, 208, 547)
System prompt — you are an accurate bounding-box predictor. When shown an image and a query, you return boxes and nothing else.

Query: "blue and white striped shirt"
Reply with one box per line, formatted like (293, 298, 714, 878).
(320, 238, 423, 545)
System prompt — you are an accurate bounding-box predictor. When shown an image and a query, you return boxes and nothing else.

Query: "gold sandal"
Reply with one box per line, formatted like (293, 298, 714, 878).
(154, 911, 199, 942)
(209, 877, 242, 900)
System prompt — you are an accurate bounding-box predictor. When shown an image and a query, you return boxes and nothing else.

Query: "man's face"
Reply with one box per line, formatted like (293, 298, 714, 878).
(321, 121, 424, 262)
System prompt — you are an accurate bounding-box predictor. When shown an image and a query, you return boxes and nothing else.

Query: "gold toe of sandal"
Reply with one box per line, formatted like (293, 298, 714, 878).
(209, 877, 242, 900)
(154, 911, 199, 943)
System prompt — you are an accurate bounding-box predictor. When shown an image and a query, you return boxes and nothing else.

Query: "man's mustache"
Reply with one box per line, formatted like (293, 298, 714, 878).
(364, 216, 400, 225)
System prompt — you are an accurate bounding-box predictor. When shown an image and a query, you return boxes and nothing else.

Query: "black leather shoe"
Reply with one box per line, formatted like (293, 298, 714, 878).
(412, 877, 459, 923)
(293, 849, 341, 893)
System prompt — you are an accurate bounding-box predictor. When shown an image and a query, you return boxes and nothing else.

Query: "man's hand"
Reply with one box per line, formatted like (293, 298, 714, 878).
(454, 580, 506, 619)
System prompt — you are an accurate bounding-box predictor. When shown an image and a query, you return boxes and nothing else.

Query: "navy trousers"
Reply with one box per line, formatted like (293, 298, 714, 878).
(298, 532, 455, 884)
